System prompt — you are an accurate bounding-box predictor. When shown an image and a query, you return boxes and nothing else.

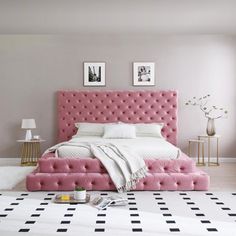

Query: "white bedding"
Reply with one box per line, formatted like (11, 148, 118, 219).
(57, 137, 180, 159)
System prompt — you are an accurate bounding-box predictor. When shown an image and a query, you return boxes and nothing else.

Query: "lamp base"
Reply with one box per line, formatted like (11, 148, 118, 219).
(25, 130, 32, 141)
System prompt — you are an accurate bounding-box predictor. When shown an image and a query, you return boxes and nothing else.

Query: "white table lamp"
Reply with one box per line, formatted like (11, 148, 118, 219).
(21, 119, 36, 140)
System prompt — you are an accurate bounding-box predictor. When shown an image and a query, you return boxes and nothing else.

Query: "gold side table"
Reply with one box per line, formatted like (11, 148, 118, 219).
(188, 139, 205, 166)
(17, 140, 45, 166)
(198, 135, 220, 166)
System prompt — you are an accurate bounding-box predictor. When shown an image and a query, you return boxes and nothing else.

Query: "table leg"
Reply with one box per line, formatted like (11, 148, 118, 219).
(217, 137, 219, 165)
(208, 137, 210, 165)
(188, 141, 191, 156)
(197, 141, 200, 164)
(201, 143, 205, 166)
(36, 143, 41, 162)
(20, 143, 25, 165)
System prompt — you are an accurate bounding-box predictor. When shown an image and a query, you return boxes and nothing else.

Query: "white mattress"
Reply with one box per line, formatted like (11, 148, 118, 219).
(58, 136, 180, 159)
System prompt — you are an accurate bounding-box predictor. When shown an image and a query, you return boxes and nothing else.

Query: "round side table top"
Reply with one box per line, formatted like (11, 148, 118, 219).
(189, 139, 205, 143)
(17, 139, 45, 143)
(198, 134, 221, 138)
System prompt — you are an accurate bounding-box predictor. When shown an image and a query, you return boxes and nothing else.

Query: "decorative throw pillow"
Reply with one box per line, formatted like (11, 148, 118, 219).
(135, 123, 164, 138)
(74, 122, 105, 136)
(103, 124, 136, 139)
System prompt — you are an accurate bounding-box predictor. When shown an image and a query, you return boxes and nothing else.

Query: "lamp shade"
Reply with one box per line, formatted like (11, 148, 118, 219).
(21, 119, 36, 129)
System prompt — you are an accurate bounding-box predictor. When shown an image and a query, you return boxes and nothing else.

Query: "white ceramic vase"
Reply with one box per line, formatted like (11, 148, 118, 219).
(74, 190, 86, 200)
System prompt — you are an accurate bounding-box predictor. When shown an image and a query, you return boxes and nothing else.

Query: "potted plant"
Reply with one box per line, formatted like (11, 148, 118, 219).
(74, 186, 86, 200)
(186, 95, 228, 136)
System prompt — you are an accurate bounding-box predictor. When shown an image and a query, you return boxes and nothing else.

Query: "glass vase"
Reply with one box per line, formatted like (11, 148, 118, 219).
(206, 118, 216, 136)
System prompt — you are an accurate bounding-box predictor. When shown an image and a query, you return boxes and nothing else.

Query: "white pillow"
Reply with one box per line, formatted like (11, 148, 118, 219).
(74, 122, 105, 136)
(103, 124, 136, 139)
(135, 123, 164, 138)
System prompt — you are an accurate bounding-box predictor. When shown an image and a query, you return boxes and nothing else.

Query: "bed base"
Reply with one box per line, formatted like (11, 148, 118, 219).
(26, 153, 209, 191)
(26, 170, 209, 191)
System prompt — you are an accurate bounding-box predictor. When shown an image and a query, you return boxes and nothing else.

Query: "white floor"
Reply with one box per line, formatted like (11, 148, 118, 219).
(0, 191, 236, 236)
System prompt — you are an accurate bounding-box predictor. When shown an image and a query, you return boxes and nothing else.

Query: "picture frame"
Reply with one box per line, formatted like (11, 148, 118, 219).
(84, 62, 106, 87)
(133, 62, 155, 86)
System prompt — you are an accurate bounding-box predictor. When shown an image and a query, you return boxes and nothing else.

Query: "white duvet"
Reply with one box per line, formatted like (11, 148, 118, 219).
(57, 137, 180, 159)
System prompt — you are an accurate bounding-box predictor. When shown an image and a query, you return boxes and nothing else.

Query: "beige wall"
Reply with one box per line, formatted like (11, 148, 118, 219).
(0, 34, 235, 158)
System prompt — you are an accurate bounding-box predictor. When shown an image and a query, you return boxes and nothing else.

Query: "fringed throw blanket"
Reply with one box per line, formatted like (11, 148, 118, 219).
(90, 143, 147, 192)
(45, 142, 147, 193)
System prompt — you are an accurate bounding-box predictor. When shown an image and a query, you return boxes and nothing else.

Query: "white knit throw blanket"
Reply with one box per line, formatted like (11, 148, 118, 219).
(45, 142, 147, 192)
(90, 143, 147, 192)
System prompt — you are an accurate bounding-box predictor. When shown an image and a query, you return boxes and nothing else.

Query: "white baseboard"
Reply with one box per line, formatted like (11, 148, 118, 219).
(0, 158, 21, 166)
(0, 157, 235, 166)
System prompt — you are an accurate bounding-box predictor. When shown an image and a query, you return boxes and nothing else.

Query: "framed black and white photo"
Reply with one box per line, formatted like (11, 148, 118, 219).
(133, 62, 155, 86)
(84, 62, 105, 86)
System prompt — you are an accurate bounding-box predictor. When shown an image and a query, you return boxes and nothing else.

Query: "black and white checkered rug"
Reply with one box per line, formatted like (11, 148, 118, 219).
(0, 191, 236, 236)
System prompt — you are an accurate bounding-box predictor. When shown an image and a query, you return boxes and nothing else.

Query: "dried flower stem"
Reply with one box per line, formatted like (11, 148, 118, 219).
(185, 95, 228, 119)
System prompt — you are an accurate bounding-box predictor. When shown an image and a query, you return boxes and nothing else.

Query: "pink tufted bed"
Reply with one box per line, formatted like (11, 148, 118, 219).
(26, 90, 209, 191)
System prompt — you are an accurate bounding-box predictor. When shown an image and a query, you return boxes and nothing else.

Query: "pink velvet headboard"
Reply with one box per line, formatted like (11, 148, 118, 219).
(58, 90, 178, 145)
